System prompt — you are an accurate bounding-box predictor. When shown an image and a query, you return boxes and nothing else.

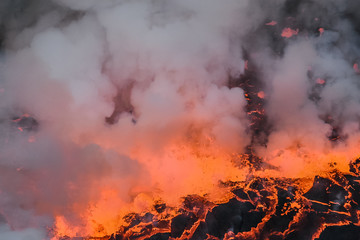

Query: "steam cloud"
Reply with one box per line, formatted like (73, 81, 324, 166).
(0, 0, 360, 238)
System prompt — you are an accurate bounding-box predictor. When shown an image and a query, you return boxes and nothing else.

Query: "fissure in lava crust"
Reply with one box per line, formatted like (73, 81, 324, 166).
(82, 159, 359, 240)
(1, 0, 360, 239)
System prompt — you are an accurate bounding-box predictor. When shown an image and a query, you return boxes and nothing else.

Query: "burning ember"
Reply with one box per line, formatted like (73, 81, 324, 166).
(0, 0, 360, 239)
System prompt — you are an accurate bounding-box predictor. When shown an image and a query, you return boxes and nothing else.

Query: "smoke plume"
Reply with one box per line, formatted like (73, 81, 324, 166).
(0, 0, 360, 238)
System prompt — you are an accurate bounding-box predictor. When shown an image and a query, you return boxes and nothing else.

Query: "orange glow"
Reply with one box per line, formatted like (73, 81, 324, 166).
(47, 82, 360, 239)
(51, 132, 251, 238)
(42, 83, 360, 239)
(2, 2, 359, 239)
(257, 91, 265, 99)
(51, 130, 358, 239)
(281, 28, 299, 38)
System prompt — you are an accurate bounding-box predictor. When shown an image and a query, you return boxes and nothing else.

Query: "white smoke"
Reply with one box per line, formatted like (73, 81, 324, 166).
(0, 224, 46, 240)
(0, 0, 359, 238)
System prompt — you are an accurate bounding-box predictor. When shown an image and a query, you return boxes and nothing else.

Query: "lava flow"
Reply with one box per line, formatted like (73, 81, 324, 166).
(1, 0, 360, 240)
(103, 160, 360, 240)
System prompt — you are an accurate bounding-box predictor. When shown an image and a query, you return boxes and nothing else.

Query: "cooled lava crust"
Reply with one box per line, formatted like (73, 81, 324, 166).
(89, 159, 360, 240)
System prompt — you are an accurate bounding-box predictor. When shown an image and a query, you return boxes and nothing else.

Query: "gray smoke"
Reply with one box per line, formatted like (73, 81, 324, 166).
(0, 0, 359, 238)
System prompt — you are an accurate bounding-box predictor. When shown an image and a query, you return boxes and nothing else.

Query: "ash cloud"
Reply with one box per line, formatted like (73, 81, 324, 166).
(0, 224, 46, 240)
(0, 0, 360, 238)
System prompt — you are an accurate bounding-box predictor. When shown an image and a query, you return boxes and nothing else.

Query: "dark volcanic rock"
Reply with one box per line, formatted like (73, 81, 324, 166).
(263, 187, 298, 235)
(284, 211, 323, 240)
(154, 202, 166, 214)
(12, 115, 39, 131)
(303, 176, 332, 204)
(191, 221, 208, 240)
(232, 188, 249, 200)
(145, 233, 170, 240)
(205, 198, 264, 238)
(107, 159, 360, 240)
(317, 224, 360, 240)
(170, 212, 197, 238)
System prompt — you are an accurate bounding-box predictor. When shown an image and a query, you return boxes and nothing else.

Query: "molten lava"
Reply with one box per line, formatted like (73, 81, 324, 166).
(78, 159, 360, 240)
(1, 1, 360, 240)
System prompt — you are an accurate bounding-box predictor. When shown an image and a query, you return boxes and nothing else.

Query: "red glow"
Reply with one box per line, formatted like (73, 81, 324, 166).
(3, 3, 359, 239)
(265, 21, 277, 26)
(281, 28, 299, 38)
(257, 91, 265, 99)
(354, 63, 360, 73)
(316, 78, 325, 85)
